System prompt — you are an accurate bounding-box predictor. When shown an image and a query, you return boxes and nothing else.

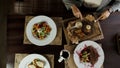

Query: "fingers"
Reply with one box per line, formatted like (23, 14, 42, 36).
(99, 14, 108, 20)
(79, 13, 83, 20)
(98, 15, 104, 20)
(98, 13, 107, 20)
(77, 14, 83, 20)
(99, 10, 110, 20)
(73, 11, 83, 20)
(71, 5, 83, 20)
(100, 16, 106, 20)
(74, 13, 80, 18)
(74, 12, 82, 18)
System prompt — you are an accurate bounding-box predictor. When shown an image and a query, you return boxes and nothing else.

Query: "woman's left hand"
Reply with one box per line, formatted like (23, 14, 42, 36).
(99, 10, 111, 20)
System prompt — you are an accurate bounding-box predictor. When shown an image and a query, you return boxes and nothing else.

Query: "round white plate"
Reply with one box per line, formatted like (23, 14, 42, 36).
(19, 54, 50, 68)
(26, 15, 57, 46)
(73, 40, 104, 68)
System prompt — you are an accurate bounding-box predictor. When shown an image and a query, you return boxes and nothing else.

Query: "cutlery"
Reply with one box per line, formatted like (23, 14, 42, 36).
(94, 16, 102, 23)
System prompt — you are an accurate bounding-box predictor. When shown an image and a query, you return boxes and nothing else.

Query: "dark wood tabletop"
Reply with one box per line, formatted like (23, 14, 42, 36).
(1, 0, 120, 68)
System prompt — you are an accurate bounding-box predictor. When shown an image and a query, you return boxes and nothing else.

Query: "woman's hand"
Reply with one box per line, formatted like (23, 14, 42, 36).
(71, 5, 83, 20)
(99, 10, 110, 20)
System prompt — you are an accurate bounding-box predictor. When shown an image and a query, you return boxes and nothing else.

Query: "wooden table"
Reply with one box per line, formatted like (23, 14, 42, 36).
(7, 13, 120, 68)
(1, 0, 120, 68)
(7, 15, 65, 68)
(97, 12, 120, 68)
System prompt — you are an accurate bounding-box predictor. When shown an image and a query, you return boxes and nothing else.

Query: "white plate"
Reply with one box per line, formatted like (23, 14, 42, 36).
(73, 40, 104, 68)
(26, 15, 57, 46)
(19, 54, 50, 68)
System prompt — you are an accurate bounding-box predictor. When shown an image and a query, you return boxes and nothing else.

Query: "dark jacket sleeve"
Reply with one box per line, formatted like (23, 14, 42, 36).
(62, 0, 74, 10)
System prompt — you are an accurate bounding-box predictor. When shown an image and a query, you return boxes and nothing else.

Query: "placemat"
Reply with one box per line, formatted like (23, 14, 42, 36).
(63, 15, 104, 45)
(64, 45, 104, 68)
(14, 53, 54, 68)
(23, 16, 63, 45)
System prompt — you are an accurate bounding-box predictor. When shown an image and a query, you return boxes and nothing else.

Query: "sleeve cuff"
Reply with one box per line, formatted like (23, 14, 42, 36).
(108, 8, 113, 13)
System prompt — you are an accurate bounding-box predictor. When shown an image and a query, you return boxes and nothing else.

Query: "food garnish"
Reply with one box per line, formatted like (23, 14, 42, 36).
(32, 21, 51, 40)
(28, 58, 45, 68)
(77, 45, 99, 66)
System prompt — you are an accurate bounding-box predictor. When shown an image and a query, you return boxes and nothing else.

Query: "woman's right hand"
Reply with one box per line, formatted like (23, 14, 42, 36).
(71, 5, 83, 20)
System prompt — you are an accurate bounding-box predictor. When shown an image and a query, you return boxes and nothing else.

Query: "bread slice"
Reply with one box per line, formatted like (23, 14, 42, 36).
(28, 64, 36, 68)
(33, 59, 44, 68)
(36, 60, 44, 68)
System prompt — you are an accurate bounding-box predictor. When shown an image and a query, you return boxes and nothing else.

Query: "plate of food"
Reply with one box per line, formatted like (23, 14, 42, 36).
(66, 19, 94, 44)
(73, 40, 104, 68)
(19, 54, 50, 68)
(26, 15, 57, 46)
(63, 14, 102, 44)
